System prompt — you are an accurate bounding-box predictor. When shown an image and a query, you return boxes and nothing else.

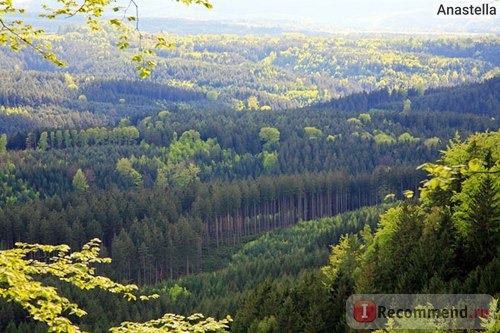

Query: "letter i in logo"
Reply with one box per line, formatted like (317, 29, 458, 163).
(353, 300, 377, 322)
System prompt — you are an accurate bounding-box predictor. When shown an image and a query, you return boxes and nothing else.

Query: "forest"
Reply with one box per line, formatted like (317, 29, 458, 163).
(0, 21, 499, 333)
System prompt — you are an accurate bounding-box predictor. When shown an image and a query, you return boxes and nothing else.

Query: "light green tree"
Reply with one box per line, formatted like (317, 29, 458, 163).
(347, 117, 362, 127)
(358, 113, 371, 123)
(38, 131, 49, 151)
(0, 133, 7, 153)
(374, 132, 396, 145)
(262, 151, 279, 173)
(259, 127, 280, 151)
(403, 98, 412, 113)
(398, 132, 419, 143)
(206, 90, 219, 101)
(247, 96, 260, 110)
(119, 117, 131, 128)
(72, 168, 89, 192)
(304, 127, 323, 140)
(169, 161, 201, 188)
(232, 99, 245, 111)
(423, 137, 441, 149)
(116, 158, 143, 187)
(64, 73, 78, 90)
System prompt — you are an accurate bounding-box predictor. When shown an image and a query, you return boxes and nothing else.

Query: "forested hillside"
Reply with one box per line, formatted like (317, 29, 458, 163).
(0, 25, 499, 333)
(1, 131, 498, 333)
(0, 72, 497, 281)
(0, 30, 498, 127)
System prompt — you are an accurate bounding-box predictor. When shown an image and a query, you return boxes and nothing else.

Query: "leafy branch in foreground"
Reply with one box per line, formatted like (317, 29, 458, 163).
(417, 131, 500, 205)
(0, 0, 65, 66)
(110, 313, 232, 333)
(0, 0, 212, 77)
(0, 238, 230, 333)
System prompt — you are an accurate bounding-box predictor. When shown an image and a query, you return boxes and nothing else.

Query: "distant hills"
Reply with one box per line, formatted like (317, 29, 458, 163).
(16, 0, 500, 35)
(320, 76, 500, 117)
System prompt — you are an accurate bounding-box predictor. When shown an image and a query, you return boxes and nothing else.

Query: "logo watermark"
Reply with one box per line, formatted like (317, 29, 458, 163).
(347, 294, 496, 330)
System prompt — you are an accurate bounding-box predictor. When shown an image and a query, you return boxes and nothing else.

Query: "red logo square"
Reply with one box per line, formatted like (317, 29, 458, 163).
(353, 300, 377, 322)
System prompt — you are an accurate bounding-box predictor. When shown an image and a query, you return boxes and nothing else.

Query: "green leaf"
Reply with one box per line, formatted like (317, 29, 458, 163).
(131, 55, 143, 63)
(384, 193, 396, 202)
(468, 158, 483, 172)
(403, 190, 414, 199)
(109, 18, 121, 27)
(117, 42, 130, 50)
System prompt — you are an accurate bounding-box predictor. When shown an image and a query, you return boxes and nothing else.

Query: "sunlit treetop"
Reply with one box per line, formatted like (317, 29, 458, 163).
(0, 0, 212, 77)
(417, 130, 500, 206)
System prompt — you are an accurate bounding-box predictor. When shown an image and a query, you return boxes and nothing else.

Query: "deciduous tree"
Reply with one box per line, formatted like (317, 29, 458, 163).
(72, 168, 89, 192)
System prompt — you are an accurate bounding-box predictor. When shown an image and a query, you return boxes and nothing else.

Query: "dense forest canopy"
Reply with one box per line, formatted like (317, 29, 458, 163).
(0, 9, 499, 333)
(1, 131, 498, 332)
(0, 29, 499, 117)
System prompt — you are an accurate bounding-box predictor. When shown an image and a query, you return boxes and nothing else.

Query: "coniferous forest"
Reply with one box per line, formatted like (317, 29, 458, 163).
(0, 5, 499, 333)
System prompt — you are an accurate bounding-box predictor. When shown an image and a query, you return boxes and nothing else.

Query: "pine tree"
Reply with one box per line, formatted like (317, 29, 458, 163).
(463, 176, 499, 266)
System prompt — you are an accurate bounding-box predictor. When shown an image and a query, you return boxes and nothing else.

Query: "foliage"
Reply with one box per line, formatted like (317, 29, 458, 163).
(162, 206, 387, 322)
(0, 77, 496, 289)
(423, 137, 440, 149)
(320, 130, 500, 331)
(0, 239, 230, 333)
(0, 239, 137, 332)
(110, 313, 230, 333)
(259, 127, 280, 150)
(0, 0, 212, 77)
(247, 96, 259, 110)
(72, 169, 89, 192)
(0, 160, 38, 205)
(0, 133, 6, 152)
(419, 131, 500, 267)
(0, 21, 499, 332)
(262, 151, 279, 173)
(303, 127, 323, 140)
(116, 158, 143, 187)
(2, 32, 499, 111)
(398, 132, 419, 143)
(374, 132, 396, 145)
(0, 73, 496, 301)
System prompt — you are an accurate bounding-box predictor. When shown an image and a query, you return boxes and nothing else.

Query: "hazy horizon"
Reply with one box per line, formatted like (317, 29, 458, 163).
(15, 0, 500, 33)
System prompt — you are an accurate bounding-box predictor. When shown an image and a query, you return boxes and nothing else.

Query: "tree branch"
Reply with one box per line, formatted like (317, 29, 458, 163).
(0, 17, 65, 66)
(67, 0, 90, 18)
(0, 18, 40, 55)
